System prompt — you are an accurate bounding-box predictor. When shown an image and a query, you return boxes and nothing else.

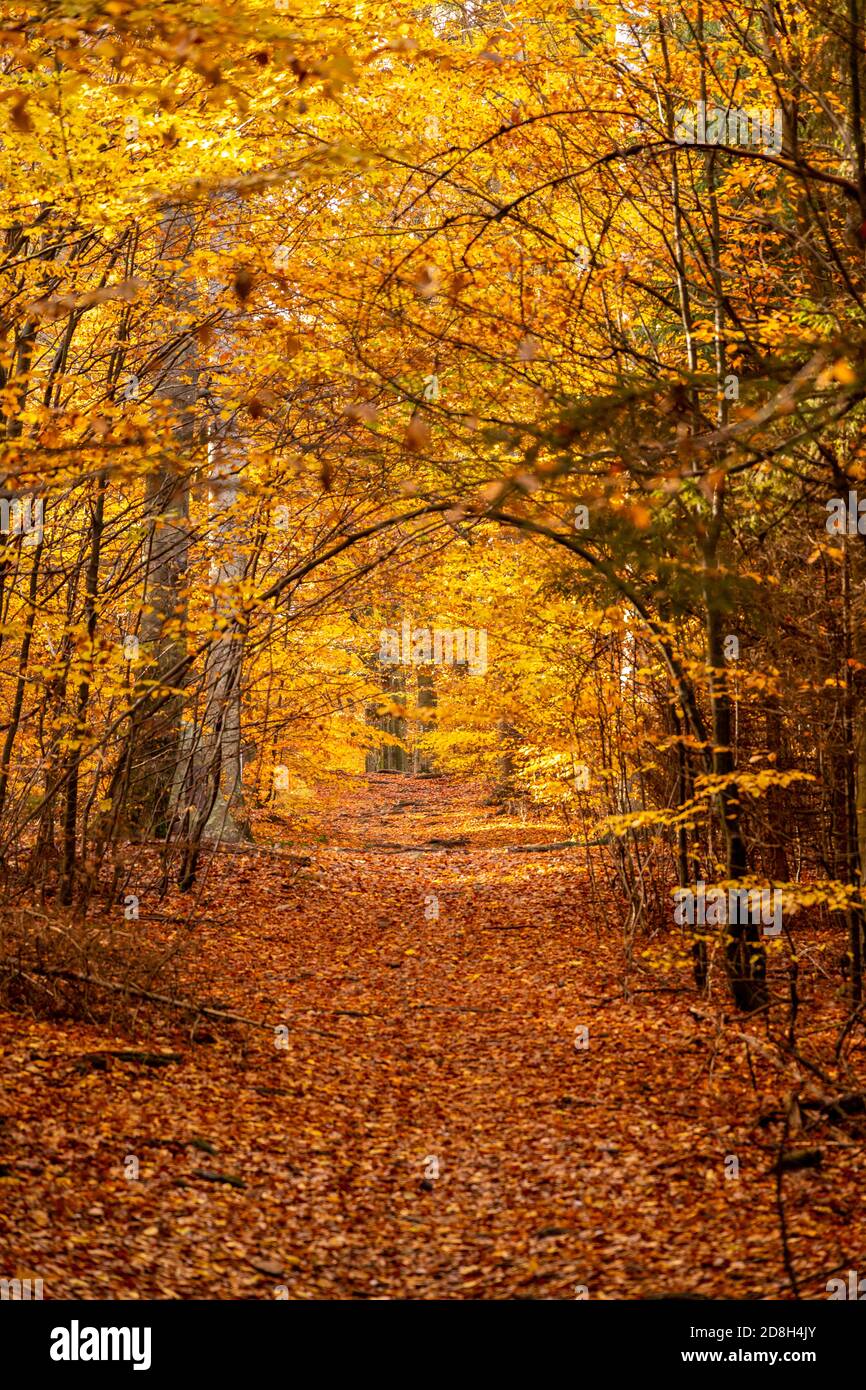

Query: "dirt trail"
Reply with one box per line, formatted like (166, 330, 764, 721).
(0, 776, 858, 1298)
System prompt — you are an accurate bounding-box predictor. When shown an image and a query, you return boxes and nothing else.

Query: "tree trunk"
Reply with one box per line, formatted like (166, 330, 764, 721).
(704, 575, 768, 1011)
(126, 207, 198, 836)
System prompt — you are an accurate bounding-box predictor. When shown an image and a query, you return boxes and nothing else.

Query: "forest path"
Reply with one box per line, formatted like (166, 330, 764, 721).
(0, 776, 854, 1298)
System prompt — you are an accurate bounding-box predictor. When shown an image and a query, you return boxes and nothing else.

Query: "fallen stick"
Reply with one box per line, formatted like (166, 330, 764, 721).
(77, 1049, 183, 1067)
(479, 924, 539, 932)
(191, 1169, 247, 1189)
(505, 837, 613, 853)
(410, 1004, 504, 1013)
(128, 838, 311, 864)
(0, 963, 339, 1039)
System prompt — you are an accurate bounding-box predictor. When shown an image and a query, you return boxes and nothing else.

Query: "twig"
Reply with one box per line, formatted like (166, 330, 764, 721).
(505, 837, 612, 853)
(191, 1169, 246, 1189)
(0, 962, 339, 1038)
(776, 1096, 802, 1299)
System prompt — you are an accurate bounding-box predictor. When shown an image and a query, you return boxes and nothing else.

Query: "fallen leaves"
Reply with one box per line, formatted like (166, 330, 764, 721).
(0, 776, 862, 1298)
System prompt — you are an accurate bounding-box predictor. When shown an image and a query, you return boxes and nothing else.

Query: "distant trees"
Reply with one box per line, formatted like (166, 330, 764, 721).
(3, 0, 866, 1029)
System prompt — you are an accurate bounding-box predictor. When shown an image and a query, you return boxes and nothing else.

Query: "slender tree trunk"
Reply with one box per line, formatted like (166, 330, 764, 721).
(704, 562, 768, 1011)
(843, 538, 865, 1002)
(414, 665, 436, 774)
(126, 208, 198, 835)
(59, 476, 106, 904)
(187, 425, 252, 848)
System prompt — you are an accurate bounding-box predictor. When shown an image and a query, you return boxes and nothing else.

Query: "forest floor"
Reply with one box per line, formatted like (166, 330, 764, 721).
(0, 774, 863, 1300)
